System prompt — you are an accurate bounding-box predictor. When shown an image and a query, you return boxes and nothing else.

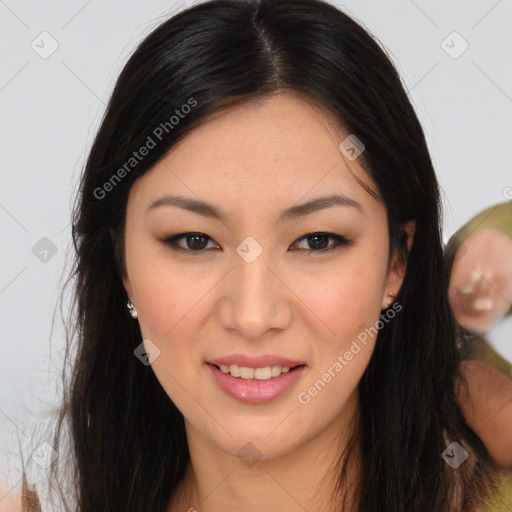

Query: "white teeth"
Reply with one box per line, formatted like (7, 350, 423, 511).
(255, 367, 271, 380)
(217, 364, 295, 380)
(271, 365, 282, 377)
(473, 298, 494, 311)
(240, 367, 255, 379)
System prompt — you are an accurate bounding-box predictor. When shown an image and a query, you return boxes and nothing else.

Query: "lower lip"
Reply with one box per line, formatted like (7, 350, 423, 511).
(206, 363, 307, 404)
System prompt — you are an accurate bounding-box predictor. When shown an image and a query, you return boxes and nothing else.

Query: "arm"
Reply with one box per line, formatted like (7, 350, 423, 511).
(457, 359, 512, 469)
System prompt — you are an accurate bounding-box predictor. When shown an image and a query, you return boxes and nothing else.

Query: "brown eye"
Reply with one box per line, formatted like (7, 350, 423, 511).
(290, 232, 352, 254)
(158, 231, 352, 256)
(159, 232, 219, 253)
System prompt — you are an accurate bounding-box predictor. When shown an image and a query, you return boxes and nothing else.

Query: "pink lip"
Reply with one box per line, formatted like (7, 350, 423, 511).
(207, 354, 306, 368)
(206, 363, 307, 404)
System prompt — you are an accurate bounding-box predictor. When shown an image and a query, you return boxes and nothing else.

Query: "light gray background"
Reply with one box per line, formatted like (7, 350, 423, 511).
(1, 0, 511, 500)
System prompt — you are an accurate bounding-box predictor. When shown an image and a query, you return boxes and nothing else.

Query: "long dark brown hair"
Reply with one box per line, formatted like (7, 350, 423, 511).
(18, 0, 502, 510)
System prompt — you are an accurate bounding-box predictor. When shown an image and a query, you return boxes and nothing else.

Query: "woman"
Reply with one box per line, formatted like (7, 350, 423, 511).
(9, 0, 512, 510)
(447, 200, 512, 472)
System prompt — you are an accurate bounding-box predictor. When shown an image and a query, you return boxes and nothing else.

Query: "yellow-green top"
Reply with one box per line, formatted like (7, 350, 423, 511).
(480, 470, 512, 511)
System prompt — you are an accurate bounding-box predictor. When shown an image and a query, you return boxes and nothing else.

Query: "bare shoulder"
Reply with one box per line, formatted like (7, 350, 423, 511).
(458, 359, 512, 469)
(459, 359, 512, 411)
(0, 481, 23, 512)
(0, 475, 46, 512)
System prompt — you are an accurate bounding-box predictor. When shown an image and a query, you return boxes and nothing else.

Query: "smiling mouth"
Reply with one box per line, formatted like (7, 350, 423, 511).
(209, 363, 306, 381)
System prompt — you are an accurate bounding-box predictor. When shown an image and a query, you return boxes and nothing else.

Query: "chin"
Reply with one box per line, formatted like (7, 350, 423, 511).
(457, 312, 498, 331)
(220, 434, 301, 463)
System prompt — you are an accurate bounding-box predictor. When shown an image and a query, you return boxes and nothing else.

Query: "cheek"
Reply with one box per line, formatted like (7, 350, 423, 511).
(312, 287, 383, 382)
(296, 253, 388, 339)
(129, 265, 207, 407)
(125, 233, 201, 339)
(449, 256, 474, 288)
(325, 275, 382, 329)
(131, 272, 180, 340)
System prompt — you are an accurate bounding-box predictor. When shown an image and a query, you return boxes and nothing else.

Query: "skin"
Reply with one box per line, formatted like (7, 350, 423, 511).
(458, 360, 512, 469)
(2, 95, 509, 511)
(121, 92, 413, 512)
(449, 228, 512, 469)
(0, 481, 23, 512)
(449, 228, 512, 331)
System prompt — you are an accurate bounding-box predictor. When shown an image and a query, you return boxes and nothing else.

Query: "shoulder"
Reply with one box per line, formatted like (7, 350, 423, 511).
(0, 476, 45, 512)
(0, 481, 23, 512)
(458, 360, 512, 469)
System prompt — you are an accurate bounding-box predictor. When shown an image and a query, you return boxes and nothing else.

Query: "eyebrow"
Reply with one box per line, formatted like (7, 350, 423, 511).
(146, 193, 364, 221)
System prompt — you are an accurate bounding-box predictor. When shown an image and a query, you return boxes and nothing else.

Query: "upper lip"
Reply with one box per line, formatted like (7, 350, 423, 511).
(207, 354, 306, 368)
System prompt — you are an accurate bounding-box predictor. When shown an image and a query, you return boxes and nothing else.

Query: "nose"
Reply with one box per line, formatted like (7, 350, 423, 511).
(217, 247, 293, 340)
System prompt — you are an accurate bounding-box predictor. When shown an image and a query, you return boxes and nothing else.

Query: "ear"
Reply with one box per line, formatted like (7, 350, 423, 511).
(123, 276, 133, 300)
(381, 220, 416, 308)
(403, 219, 415, 253)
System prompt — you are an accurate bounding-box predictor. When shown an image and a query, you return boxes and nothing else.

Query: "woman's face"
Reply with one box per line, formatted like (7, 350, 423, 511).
(449, 228, 512, 331)
(122, 92, 409, 462)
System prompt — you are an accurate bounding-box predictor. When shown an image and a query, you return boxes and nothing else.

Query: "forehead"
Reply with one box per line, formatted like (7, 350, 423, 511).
(129, 92, 382, 220)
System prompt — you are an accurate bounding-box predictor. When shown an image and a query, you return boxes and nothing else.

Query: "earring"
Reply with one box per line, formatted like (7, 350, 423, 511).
(385, 291, 396, 307)
(127, 298, 138, 319)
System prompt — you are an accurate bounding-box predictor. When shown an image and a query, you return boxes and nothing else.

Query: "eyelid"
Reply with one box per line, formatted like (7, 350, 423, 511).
(291, 232, 352, 253)
(158, 232, 219, 255)
(158, 231, 353, 255)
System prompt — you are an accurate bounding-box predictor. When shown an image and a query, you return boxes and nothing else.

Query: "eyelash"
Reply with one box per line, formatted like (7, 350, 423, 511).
(158, 231, 353, 256)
